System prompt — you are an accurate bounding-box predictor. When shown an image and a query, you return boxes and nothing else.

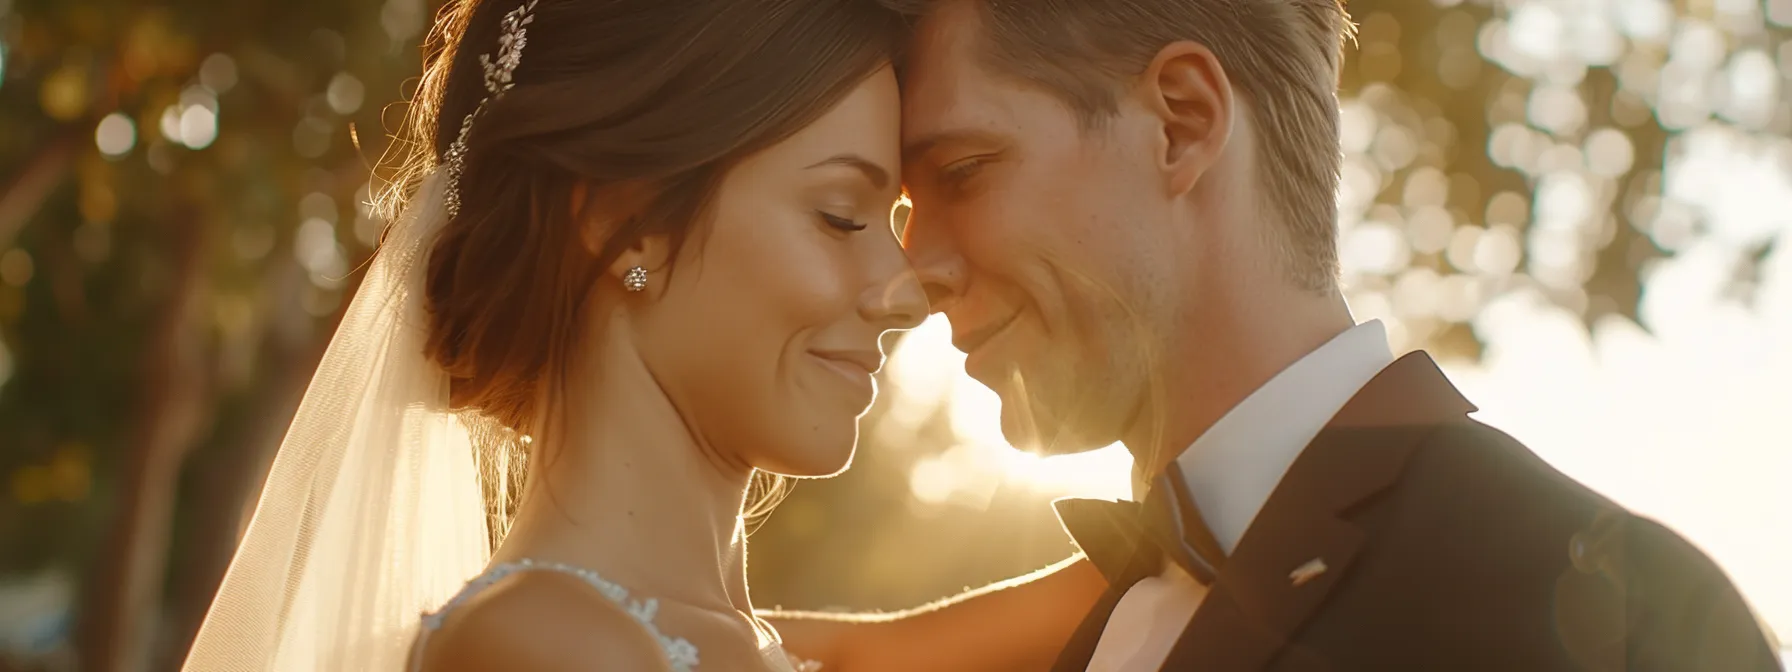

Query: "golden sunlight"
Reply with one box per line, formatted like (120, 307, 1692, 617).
(883, 315, 1134, 508)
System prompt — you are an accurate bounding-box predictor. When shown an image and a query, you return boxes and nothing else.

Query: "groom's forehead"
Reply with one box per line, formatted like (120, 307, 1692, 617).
(902, 0, 987, 83)
(899, 72, 1009, 157)
(901, 7, 1004, 125)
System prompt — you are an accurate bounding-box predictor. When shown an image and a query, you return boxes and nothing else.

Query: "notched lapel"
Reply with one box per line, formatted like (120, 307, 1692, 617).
(1160, 434, 1371, 671)
(1159, 352, 1475, 670)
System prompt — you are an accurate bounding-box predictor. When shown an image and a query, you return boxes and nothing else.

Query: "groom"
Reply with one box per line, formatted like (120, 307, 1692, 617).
(766, 0, 1784, 669)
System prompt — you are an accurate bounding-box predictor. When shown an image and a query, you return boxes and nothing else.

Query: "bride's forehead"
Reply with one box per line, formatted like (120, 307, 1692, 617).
(751, 73, 902, 172)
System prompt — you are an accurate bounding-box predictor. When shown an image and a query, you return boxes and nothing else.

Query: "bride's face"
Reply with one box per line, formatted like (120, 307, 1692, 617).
(632, 68, 925, 477)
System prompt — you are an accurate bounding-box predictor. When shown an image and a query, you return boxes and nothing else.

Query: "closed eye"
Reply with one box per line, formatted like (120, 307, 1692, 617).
(941, 156, 991, 185)
(818, 211, 869, 232)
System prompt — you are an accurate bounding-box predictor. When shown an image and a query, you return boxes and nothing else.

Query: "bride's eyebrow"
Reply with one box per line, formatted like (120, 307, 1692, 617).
(806, 154, 892, 190)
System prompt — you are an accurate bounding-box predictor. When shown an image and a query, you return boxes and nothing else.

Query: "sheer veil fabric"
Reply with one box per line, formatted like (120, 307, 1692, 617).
(183, 172, 492, 671)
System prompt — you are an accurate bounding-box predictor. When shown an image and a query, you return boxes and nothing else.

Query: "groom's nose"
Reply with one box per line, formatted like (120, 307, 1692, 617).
(900, 206, 964, 313)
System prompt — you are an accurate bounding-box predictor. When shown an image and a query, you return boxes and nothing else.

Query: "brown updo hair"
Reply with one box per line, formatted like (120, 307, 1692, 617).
(374, 0, 906, 534)
(380, 0, 904, 429)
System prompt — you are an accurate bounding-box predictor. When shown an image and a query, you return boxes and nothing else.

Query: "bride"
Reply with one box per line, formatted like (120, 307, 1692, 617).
(180, 0, 926, 669)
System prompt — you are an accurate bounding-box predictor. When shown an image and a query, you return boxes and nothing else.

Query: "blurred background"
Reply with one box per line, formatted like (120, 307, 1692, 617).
(0, 0, 1788, 669)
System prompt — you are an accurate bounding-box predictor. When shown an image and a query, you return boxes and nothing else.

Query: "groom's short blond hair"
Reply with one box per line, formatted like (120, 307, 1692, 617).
(887, 0, 1354, 291)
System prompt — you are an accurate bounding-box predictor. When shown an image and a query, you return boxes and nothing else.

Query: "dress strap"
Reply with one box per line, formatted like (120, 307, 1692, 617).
(412, 558, 700, 671)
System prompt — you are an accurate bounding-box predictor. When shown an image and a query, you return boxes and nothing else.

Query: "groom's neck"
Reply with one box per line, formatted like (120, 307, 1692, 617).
(1125, 284, 1356, 478)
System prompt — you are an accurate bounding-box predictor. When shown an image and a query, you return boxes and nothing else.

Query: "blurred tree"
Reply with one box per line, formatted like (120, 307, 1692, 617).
(0, 0, 438, 668)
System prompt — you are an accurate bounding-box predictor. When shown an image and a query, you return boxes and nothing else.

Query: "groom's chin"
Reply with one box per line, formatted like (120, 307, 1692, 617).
(997, 407, 1110, 457)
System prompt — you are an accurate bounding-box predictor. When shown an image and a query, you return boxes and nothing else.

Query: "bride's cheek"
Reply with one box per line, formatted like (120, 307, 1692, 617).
(753, 222, 851, 343)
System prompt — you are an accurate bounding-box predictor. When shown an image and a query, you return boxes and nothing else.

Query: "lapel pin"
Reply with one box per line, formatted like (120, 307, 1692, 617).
(1289, 558, 1328, 587)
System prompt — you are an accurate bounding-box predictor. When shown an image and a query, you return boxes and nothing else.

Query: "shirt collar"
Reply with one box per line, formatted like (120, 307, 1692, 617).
(1151, 320, 1395, 554)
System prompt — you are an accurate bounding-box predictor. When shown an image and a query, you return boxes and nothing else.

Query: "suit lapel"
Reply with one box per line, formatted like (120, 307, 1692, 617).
(1160, 352, 1476, 670)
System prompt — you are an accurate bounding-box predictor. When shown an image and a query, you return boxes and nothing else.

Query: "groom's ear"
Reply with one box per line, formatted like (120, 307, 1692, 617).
(1137, 41, 1234, 197)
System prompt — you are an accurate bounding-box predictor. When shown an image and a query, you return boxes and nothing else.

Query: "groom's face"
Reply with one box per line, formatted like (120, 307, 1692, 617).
(898, 4, 1180, 454)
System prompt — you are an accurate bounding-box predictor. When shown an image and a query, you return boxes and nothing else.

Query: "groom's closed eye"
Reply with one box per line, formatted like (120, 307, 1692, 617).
(901, 129, 1006, 190)
(940, 156, 990, 186)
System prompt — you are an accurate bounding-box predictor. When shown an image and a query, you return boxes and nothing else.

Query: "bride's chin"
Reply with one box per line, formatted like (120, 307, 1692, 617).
(753, 431, 859, 479)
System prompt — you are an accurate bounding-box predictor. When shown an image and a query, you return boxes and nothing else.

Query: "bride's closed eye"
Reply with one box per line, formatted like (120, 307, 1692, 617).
(817, 210, 870, 233)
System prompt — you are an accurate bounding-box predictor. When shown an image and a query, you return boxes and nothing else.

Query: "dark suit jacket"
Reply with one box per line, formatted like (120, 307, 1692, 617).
(1053, 352, 1781, 671)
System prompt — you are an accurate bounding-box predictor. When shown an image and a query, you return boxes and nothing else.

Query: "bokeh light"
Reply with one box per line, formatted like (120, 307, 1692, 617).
(326, 73, 365, 116)
(198, 54, 237, 94)
(94, 113, 136, 158)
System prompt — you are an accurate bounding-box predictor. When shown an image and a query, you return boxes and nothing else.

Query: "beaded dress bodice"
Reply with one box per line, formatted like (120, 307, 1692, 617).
(410, 559, 818, 672)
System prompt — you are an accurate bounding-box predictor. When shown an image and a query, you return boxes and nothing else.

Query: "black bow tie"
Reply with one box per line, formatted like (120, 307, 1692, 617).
(1054, 468, 1226, 586)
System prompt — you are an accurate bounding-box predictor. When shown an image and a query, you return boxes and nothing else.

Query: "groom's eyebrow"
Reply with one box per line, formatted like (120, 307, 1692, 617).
(902, 129, 1002, 165)
(807, 154, 891, 190)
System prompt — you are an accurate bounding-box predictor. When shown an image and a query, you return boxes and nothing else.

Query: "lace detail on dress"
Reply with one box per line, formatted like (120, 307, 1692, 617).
(786, 652, 825, 672)
(416, 558, 700, 671)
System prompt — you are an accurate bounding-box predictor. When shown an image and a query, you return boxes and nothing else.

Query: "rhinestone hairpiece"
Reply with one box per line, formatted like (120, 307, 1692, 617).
(443, 0, 539, 220)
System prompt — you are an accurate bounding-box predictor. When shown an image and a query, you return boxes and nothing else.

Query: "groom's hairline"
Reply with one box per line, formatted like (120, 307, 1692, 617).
(884, 0, 1350, 292)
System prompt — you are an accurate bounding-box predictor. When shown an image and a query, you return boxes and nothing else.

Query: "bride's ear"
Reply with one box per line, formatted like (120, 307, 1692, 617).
(604, 235, 671, 290)
(573, 180, 644, 256)
(570, 180, 670, 289)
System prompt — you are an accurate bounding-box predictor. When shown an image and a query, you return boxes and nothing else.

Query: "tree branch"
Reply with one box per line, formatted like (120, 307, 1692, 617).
(0, 130, 82, 250)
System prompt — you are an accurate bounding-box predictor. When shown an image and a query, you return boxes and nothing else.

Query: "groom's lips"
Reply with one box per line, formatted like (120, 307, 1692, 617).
(953, 310, 1020, 358)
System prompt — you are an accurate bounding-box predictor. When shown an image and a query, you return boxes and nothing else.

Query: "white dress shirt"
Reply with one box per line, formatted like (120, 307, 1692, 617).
(1084, 320, 1395, 672)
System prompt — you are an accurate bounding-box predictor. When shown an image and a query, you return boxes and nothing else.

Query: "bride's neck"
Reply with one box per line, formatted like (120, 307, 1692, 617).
(494, 322, 753, 615)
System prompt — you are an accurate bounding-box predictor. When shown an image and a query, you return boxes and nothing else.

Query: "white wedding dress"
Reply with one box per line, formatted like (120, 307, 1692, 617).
(409, 559, 818, 672)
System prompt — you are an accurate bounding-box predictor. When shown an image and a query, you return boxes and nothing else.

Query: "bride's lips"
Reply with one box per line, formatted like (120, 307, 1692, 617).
(810, 349, 882, 399)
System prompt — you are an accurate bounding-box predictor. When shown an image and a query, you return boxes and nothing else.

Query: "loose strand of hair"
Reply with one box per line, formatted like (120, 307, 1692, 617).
(372, 0, 480, 225)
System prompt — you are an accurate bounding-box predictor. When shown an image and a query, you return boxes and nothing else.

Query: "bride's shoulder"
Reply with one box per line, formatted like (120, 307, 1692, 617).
(414, 569, 675, 672)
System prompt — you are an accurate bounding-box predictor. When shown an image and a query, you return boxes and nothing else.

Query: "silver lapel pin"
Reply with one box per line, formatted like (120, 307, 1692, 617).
(1289, 558, 1328, 587)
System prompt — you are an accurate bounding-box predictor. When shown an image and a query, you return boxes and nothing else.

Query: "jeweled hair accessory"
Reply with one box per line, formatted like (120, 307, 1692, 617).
(443, 0, 539, 219)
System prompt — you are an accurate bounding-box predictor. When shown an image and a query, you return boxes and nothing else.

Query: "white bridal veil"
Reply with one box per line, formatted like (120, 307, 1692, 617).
(181, 172, 492, 671)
